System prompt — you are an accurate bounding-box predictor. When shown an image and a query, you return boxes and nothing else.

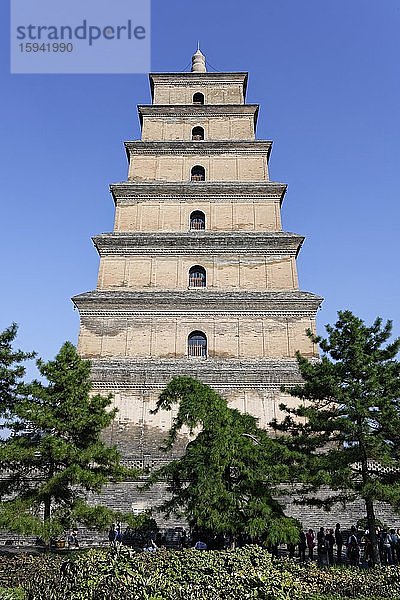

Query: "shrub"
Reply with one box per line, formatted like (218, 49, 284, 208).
(0, 589, 25, 600)
(1, 547, 400, 599)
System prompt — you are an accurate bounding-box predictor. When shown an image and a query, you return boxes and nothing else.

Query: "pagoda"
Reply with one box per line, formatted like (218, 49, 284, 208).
(73, 49, 322, 508)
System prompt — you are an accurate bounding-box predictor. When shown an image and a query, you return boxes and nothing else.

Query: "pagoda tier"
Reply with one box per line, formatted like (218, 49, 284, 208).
(110, 181, 287, 235)
(148, 71, 249, 104)
(126, 141, 272, 183)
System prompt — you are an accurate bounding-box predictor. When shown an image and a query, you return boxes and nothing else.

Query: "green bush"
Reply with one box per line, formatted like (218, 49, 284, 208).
(1, 547, 400, 599)
(44, 545, 308, 600)
(0, 588, 25, 600)
(0, 554, 63, 591)
(276, 558, 400, 599)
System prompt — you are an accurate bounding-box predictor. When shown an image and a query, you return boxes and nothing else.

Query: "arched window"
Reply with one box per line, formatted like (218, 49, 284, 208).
(192, 126, 204, 140)
(188, 331, 207, 357)
(190, 210, 205, 230)
(193, 92, 204, 105)
(189, 265, 206, 288)
(191, 165, 205, 181)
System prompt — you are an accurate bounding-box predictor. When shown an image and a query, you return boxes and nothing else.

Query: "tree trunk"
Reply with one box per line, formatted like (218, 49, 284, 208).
(44, 458, 54, 522)
(43, 495, 51, 521)
(358, 421, 381, 566)
(366, 498, 381, 567)
(42, 495, 52, 553)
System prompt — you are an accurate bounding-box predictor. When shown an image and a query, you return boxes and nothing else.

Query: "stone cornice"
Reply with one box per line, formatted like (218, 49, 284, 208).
(110, 181, 287, 205)
(138, 104, 258, 116)
(92, 232, 304, 257)
(150, 72, 248, 82)
(72, 290, 323, 315)
(89, 357, 304, 390)
(77, 310, 318, 319)
(110, 182, 286, 204)
(137, 104, 259, 127)
(125, 140, 272, 158)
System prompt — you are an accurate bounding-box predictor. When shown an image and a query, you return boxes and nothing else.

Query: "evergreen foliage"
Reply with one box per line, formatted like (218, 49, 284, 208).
(0, 338, 135, 537)
(146, 376, 299, 543)
(272, 310, 400, 565)
(0, 323, 35, 419)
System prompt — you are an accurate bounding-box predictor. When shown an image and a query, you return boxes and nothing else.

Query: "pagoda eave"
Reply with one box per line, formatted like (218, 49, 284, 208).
(72, 289, 323, 316)
(89, 357, 305, 391)
(110, 181, 287, 205)
(137, 104, 259, 128)
(92, 231, 304, 256)
(124, 140, 272, 157)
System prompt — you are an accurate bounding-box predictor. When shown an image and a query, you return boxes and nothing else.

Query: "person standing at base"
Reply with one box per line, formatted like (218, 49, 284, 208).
(122, 526, 132, 546)
(67, 530, 79, 549)
(362, 531, 373, 567)
(306, 528, 315, 561)
(381, 528, 393, 565)
(396, 529, 400, 565)
(347, 526, 360, 567)
(317, 527, 329, 566)
(335, 523, 343, 563)
(287, 541, 296, 559)
(298, 530, 307, 562)
(390, 529, 398, 565)
(108, 524, 117, 548)
(325, 528, 335, 566)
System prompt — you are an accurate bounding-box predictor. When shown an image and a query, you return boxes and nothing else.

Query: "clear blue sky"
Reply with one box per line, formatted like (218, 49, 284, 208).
(1, 0, 399, 367)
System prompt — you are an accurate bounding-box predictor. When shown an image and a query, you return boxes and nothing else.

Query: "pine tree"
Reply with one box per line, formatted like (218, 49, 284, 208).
(146, 376, 300, 545)
(0, 341, 135, 538)
(272, 310, 400, 566)
(0, 323, 35, 419)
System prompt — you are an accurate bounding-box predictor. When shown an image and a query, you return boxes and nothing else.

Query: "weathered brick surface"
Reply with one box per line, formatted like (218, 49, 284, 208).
(128, 149, 269, 183)
(77, 316, 316, 360)
(149, 72, 248, 105)
(114, 200, 282, 233)
(90, 480, 400, 531)
(140, 111, 257, 142)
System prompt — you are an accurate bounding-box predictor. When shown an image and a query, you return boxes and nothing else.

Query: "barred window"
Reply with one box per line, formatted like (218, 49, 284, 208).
(190, 210, 205, 230)
(189, 265, 206, 288)
(193, 92, 204, 105)
(192, 126, 204, 140)
(191, 165, 205, 181)
(188, 331, 207, 357)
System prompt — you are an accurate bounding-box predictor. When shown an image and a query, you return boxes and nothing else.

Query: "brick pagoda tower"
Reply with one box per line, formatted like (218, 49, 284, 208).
(73, 49, 322, 508)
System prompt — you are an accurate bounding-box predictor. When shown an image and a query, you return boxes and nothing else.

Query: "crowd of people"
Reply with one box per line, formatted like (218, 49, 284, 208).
(105, 521, 400, 567)
(293, 523, 400, 567)
(107, 522, 190, 551)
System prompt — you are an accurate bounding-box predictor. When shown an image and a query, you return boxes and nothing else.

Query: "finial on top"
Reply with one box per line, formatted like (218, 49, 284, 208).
(191, 45, 206, 73)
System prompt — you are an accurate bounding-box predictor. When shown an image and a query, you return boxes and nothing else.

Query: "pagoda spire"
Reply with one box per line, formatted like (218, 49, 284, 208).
(191, 45, 206, 72)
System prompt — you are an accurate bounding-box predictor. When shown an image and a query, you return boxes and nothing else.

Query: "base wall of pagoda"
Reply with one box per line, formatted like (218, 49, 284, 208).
(89, 480, 400, 532)
(93, 357, 304, 464)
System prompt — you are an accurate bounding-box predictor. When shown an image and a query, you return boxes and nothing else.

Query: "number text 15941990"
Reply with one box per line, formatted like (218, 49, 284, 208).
(19, 43, 73, 52)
